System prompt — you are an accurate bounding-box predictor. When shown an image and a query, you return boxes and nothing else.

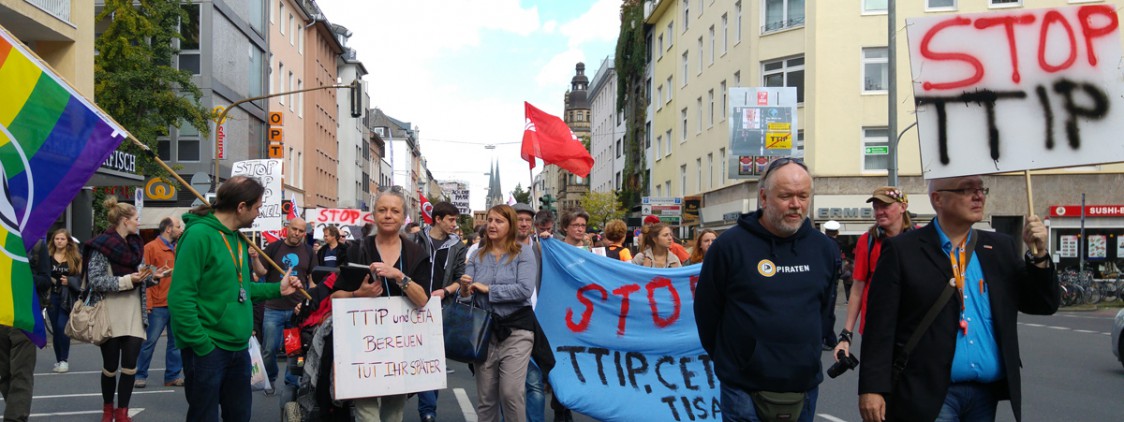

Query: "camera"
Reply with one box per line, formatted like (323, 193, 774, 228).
(827, 350, 859, 378)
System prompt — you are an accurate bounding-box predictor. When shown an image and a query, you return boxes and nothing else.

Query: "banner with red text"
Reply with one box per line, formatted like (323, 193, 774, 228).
(906, 4, 1124, 179)
(537, 239, 718, 422)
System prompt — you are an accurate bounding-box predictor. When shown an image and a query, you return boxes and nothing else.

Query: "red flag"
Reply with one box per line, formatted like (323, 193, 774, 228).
(420, 193, 433, 225)
(521, 102, 594, 177)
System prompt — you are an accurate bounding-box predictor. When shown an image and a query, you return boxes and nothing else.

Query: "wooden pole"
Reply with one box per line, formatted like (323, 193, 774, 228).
(1025, 170, 1038, 255)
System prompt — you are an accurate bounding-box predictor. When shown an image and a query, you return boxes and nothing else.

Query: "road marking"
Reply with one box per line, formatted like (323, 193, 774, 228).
(1023, 323, 1045, 327)
(14, 390, 175, 400)
(1075, 329, 1097, 333)
(817, 414, 848, 422)
(453, 387, 477, 422)
(32, 408, 144, 418)
(35, 367, 165, 377)
(1047, 326, 1070, 330)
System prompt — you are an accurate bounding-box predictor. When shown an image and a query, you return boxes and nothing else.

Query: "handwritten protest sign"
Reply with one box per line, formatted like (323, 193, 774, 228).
(331, 296, 446, 399)
(537, 239, 719, 422)
(309, 208, 374, 240)
(906, 5, 1124, 179)
(231, 159, 283, 231)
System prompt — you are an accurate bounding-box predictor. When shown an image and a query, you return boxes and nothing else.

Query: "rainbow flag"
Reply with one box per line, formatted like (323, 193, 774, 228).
(0, 26, 130, 346)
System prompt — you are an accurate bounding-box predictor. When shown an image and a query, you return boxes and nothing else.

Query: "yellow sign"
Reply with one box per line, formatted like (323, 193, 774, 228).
(268, 127, 283, 142)
(144, 177, 177, 201)
(268, 142, 284, 158)
(211, 106, 228, 124)
(269, 111, 283, 126)
(767, 122, 791, 132)
(765, 132, 792, 150)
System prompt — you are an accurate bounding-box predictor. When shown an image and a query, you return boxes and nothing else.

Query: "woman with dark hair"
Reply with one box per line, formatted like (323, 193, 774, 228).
(439, 204, 537, 422)
(47, 228, 82, 373)
(685, 229, 718, 265)
(85, 197, 167, 422)
(631, 223, 682, 268)
(602, 219, 633, 262)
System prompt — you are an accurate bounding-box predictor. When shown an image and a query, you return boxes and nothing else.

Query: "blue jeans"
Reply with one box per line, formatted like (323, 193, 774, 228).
(417, 390, 438, 418)
(136, 307, 182, 383)
(525, 360, 546, 422)
(935, 382, 998, 422)
(719, 384, 819, 422)
(47, 291, 70, 363)
(183, 347, 252, 422)
(261, 308, 294, 385)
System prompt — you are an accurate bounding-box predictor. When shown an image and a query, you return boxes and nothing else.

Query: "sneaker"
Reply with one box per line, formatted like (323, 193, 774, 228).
(56, 361, 69, 373)
(264, 387, 276, 396)
(164, 378, 185, 387)
(52, 362, 60, 373)
(134, 379, 147, 388)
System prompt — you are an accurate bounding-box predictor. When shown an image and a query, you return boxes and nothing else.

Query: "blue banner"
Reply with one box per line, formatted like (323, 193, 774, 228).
(537, 239, 721, 422)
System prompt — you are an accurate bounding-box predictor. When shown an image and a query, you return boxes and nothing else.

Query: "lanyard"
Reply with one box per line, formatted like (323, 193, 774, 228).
(948, 236, 968, 312)
(220, 233, 244, 287)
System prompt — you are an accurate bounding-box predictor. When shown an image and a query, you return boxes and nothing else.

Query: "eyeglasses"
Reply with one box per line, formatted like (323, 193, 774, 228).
(760, 157, 807, 182)
(937, 187, 989, 197)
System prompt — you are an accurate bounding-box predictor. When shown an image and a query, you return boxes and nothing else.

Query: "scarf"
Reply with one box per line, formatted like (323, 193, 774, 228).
(85, 229, 144, 277)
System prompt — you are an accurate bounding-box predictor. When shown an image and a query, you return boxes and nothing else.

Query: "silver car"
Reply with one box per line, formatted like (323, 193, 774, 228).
(1114, 309, 1124, 369)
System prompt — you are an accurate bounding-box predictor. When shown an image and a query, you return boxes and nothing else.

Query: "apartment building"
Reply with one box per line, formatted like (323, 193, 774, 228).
(270, 0, 310, 210)
(300, 0, 342, 209)
(589, 56, 627, 194)
(334, 24, 369, 209)
(637, 0, 1123, 246)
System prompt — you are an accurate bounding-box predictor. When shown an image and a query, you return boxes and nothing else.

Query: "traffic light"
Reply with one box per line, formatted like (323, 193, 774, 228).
(539, 194, 555, 211)
(349, 79, 362, 118)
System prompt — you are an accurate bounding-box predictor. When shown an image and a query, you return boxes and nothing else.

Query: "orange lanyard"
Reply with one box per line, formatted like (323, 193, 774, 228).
(948, 235, 968, 312)
(220, 233, 244, 287)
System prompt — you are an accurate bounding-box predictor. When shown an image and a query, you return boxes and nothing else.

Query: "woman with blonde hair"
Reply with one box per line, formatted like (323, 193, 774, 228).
(439, 204, 537, 422)
(685, 229, 718, 265)
(631, 223, 682, 268)
(47, 228, 82, 373)
(85, 197, 167, 422)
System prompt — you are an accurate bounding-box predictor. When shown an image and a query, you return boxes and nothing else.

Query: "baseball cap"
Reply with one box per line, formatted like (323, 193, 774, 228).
(513, 203, 535, 215)
(643, 215, 661, 225)
(866, 186, 908, 204)
(823, 220, 841, 231)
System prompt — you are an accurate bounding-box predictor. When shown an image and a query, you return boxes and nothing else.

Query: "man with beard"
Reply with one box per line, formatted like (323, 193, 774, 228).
(136, 217, 185, 388)
(694, 158, 839, 422)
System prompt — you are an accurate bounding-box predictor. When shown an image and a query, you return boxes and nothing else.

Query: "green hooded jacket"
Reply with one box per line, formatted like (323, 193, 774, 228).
(169, 212, 281, 355)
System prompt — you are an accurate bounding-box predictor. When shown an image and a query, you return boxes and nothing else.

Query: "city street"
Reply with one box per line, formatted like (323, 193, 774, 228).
(9, 306, 1123, 421)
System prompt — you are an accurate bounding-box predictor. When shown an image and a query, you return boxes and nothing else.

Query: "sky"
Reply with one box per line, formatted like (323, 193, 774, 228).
(315, 0, 621, 211)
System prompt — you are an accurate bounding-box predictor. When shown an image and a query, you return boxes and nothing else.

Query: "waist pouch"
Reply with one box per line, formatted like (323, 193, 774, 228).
(749, 390, 806, 422)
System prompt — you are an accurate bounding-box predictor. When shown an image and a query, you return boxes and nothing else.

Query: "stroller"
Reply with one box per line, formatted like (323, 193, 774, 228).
(282, 273, 353, 422)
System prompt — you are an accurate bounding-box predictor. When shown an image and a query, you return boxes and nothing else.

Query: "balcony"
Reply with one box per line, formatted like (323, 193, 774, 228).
(27, 0, 71, 24)
(762, 16, 805, 34)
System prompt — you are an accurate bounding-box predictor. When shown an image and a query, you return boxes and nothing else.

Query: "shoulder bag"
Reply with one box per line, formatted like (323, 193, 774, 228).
(443, 294, 494, 363)
(64, 272, 110, 345)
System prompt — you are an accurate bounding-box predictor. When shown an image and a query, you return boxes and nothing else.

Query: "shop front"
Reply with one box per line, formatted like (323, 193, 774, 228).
(1047, 205, 1124, 279)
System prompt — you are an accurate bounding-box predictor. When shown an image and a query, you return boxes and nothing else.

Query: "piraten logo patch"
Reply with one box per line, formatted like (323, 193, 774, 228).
(757, 259, 776, 277)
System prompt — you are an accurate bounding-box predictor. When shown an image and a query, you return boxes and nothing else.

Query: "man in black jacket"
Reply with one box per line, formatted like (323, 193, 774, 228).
(858, 174, 1058, 422)
(694, 158, 839, 422)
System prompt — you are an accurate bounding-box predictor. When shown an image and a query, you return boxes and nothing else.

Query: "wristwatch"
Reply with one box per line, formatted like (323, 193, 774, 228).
(1025, 251, 1050, 264)
(397, 275, 412, 290)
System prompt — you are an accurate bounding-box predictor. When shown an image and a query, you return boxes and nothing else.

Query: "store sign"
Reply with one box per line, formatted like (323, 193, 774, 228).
(1048, 205, 1124, 218)
(642, 197, 682, 225)
(101, 150, 136, 174)
(816, 207, 875, 220)
(1058, 235, 1079, 258)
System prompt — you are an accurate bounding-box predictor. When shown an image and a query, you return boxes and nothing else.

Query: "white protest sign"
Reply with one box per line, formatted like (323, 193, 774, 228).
(906, 5, 1124, 179)
(231, 159, 283, 231)
(727, 87, 798, 180)
(452, 189, 471, 215)
(331, 296, 446, 399)
(309, 208, 374, 240)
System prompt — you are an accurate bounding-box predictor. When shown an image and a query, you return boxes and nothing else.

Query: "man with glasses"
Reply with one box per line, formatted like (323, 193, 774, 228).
(858, 175, 1058, 422)
(695, 157, 840, 421)
(252, 217, 314, 395)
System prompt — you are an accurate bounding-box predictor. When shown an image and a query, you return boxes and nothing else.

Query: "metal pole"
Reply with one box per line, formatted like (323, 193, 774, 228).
(887, 0, 899, 186)
(1080, 193, 1086, 274)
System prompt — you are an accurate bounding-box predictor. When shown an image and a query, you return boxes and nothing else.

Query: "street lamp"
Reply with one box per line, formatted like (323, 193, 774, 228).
(889, 122, 917, 186)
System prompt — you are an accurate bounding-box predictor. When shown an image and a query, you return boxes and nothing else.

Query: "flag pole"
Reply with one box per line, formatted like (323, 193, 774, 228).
(529, 167, 537, 210)
(127, 136, 312, 300)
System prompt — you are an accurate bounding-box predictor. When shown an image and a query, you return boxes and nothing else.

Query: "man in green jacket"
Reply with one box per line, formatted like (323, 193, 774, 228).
(169, 176, 303, 422)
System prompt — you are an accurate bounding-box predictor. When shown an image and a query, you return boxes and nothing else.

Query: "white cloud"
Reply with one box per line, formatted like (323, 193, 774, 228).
(542, 20, 558, 33)
(559, 0, 620, 48)
(535, 48, 586, 89)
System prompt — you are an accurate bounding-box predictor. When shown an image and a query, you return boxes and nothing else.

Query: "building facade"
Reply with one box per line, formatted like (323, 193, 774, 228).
(588, 56, 626, 194)
(301, 0, 342, 209)
(269, 0, 310, 211)
(333, 24, 368, 209)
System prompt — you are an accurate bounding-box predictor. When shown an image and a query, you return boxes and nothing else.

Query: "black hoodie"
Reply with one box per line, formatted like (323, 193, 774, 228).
(694, 210, 840, 393)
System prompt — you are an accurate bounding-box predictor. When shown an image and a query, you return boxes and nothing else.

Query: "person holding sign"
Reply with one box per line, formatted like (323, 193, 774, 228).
(169, 176, 304, 422)
(441, 204, 538, 422)
(858, 175, 1059, 422)
(631, 223, 683, 268)
(347, 189, 433, 422)
(694, 158, 839, 422)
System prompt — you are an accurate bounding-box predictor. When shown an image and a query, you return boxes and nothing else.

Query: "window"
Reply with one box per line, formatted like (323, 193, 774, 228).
(657, 85, 663, 109)
(288, 71, 295, 111)
(863, 47, 889, 92)
(178, 5, 201, 74)
(646, 122, 652, 148)
(683, 0, 690, 31)
(762, 56, 805, 103)
(297, 79, 304, 117)
(666, 181, 673, 197)
(667, 22, 674, 49)
(667, 76, 673, 100)
(708, 89, 715, 127)
(734, 70, 741, 85)
(297, 152, 302, 185)
(863, 127, 890, 171)
(697, 37, 704, 73)
(249, 46, 263, 97)
(863, 0, 887, 13)
(720, 80, 727, 119)
(645, 77, 652, 105)
(298, 27, 304, 54)
(720, 147, 727, 185)
(681, 108, 688, 141)
(926, 0, 956, 10)
(616, 172, 621, 190)
(655, 134, 662, 158)
(278, 62, 285, 105)
(763, 0, 805, 33)
(616, 138, 622, 158)
(682, 51, 689, 85)
(656, 185, 663, 197)
(279, 4, 286, 34)
(696, 158, 702, 192)
(680, 165, 687, 196)
(665, 130, 672, 157)
(178, 139, 200, 162)
(736, 2, 742, 43)
(707, 153, 714, 189)
(722, 14, 728, 54)
(289, 14, 295, 45)
(696, 97, 702, 133)
(658, 34, 665, 59)
(989, 0, 1020, 7)
(157, 140, 171, 161)
(709, 26, 715, 64)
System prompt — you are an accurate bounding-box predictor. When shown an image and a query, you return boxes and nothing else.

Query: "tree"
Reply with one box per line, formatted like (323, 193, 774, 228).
(615, 1, 650, 210)
(579, 191, 626, 231)
(511, 183, 532, 205)
(95, 0, 211, 182)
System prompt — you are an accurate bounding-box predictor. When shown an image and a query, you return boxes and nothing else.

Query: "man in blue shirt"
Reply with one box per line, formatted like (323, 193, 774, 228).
(858, 174, 1059, 422)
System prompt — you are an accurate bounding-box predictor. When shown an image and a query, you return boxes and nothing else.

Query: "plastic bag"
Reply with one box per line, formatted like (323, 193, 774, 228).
(249, 336, 272, 391)
(284, 327, 302, 356)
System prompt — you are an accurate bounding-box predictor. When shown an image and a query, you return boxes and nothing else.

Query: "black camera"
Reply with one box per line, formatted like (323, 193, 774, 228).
(827, 350, 859, 378)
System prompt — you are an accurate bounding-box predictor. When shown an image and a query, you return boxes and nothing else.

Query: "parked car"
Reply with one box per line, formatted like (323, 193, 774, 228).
(1114, 309, 1124, 369)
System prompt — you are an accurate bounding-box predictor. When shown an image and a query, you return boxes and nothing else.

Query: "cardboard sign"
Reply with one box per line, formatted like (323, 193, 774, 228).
(906, 5, 1124, 179)
(309, 208, 375, 240)
(231, 159, 283, 231)
(727, 87, 798, 180)
(332, 297, 446, 399)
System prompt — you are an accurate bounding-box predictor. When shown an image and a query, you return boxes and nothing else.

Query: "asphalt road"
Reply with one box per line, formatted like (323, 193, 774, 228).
(7, 306, 1123, 421)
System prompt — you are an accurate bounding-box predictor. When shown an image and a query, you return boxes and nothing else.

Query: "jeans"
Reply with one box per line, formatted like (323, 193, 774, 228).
(935, 382, 998, 422)
(47, 290, 71, 363)
(525, 360, 546, 422)
(417, 390, 438, 418)
(262, 308, 294, 385)
(183, 347, 252, 422)
(719, 384, 819, 422)
(136, 307, 183, 383)
(0, 326, 36, 422)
